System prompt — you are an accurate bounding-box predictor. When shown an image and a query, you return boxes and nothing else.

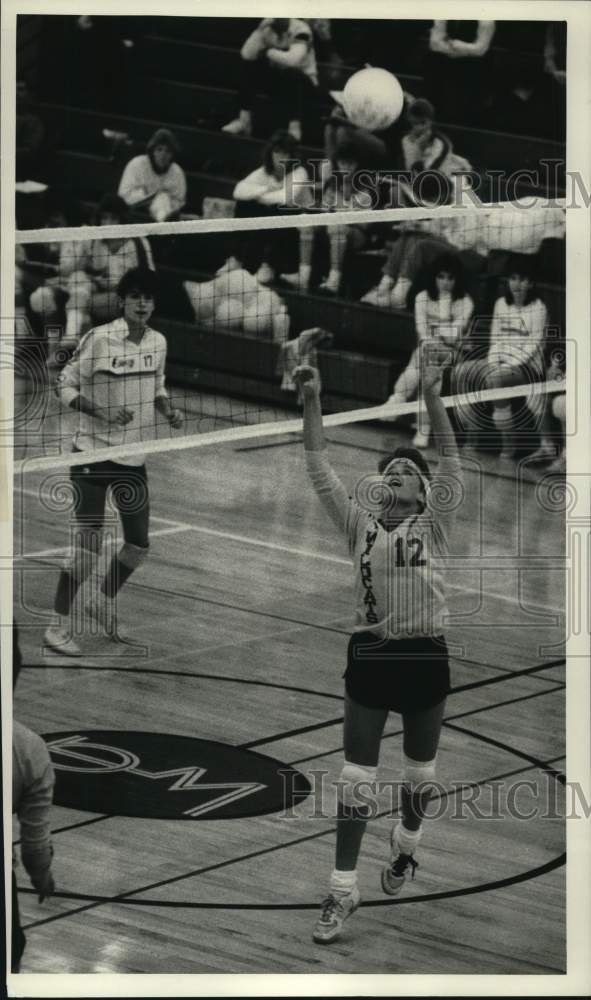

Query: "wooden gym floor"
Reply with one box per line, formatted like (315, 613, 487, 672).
(11, 415, 566, 975)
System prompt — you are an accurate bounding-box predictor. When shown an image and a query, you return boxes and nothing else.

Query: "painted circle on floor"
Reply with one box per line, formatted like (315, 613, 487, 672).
(44, 730, 311, 820)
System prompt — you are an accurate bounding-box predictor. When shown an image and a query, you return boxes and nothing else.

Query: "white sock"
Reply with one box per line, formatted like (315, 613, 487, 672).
(394, 821, 422, 855)
(298, 264, 311, 284)
(327, 269, 341, 285)
(330, 869, 358, 895)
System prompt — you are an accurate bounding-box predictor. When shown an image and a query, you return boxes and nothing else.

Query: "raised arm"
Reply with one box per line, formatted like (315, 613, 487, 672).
(421, 342, 460, 461)
(293, 364, 356, 538)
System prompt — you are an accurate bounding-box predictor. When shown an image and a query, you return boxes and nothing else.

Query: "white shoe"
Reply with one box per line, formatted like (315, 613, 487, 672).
(412, 429, 430, 449)
(312, 887, 361, 944)
(44, 625, 81, 657)
(390, 277, 412, 308)
(281, 272, 309, 291)
(318, 274, 340, 295)
(221, 117, 252, 136)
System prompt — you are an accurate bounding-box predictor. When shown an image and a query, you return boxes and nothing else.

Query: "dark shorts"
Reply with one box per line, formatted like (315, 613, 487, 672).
(345, 631, 450, 714)
(69, 459, 149, 547)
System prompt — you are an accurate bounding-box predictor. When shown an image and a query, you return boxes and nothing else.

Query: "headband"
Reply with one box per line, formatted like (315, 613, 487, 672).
(382, 457, 430, 497)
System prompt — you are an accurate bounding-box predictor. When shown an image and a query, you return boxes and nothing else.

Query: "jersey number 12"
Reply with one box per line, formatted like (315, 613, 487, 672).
(395, 537, 426, 567)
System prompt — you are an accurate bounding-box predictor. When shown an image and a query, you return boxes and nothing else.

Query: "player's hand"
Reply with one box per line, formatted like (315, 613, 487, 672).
(167, 408, 183, 429)
(292, 364, 321, 398)
(95, 406, 134, 426)
(421, 341, 450, 396)
(31, 868, 55, 903)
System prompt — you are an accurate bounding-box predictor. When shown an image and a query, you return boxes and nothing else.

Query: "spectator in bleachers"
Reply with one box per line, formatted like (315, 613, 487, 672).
(222, 18, 318, 141)
(29, 194, 154, 353)
(454, 254, 548, 457)
(16, 80, 46, 182)
(401, 98, 472, 178)
(118, 128, 186, 222)
(280, 136, 374, 295)
(233, 130, 310, 211)
(528, 349, 566, 472)
(232, 130, 311, 284)
(423, 20, 496, 124)
(383, 254, 474, 448)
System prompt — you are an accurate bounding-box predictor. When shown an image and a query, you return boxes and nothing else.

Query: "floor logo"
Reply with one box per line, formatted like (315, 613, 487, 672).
(44, 730, 311, 820)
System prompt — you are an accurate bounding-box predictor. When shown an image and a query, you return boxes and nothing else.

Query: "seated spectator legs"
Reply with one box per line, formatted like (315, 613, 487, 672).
(320, 224, 365, 295)
(282, 227, 314, 291)
(225, 55, 317, 140)
(30, 271, 92, 355)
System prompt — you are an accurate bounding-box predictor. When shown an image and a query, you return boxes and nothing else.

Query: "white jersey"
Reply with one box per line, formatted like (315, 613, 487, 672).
(306, 450, 464, 639)
(56, 316, 168, 466)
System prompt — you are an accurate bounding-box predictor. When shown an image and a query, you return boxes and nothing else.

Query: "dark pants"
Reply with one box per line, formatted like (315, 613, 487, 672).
(69, 461, 149, 547)
(238, 57, 318, 124)
(12, 871, 26, 973)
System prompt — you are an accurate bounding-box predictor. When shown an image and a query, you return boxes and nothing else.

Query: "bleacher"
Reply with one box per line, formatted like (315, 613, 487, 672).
(17, 16, 566, 412)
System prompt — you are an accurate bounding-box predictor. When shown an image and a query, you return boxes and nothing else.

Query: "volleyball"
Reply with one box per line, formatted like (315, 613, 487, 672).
(342, 67, 405, 132)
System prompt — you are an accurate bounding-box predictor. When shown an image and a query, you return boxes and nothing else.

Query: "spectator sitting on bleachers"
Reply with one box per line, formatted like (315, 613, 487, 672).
(29, 194, 154, 354)
(280, 136, 374, 295)
(528, 347, 565, 472)
(118, 128, 186, 221)
(183, 260, 290, 344)
(401, 98, 472, 178)
(16, 80, 46, 182)
(454, 254, 548, 458)
(233, 129, 310, 211)
(423, 20, 496, 125)
(361, 195, 564, 311)
(383, 253, 474, 448)
(222, 18, 318, 141)
(233, 130, 311, 284)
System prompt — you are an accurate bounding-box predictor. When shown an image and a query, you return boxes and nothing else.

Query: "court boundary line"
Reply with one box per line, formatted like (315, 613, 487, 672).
(14, 483, 564, 616)
(19, 753, 565, 928)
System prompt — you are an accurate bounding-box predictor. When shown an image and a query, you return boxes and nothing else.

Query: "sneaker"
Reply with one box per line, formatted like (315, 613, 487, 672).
(381, 845, 419, 897)
(221, 117, 252, 136)
(312, 888, 361, 944)
(44, 625, 81, 657)
(280, 272, 309, 291)
(318, 274, 340, 295)
(412, 429, 430, 449)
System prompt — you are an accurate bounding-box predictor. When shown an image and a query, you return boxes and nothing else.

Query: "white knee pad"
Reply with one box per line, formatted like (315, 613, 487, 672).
(118, 542, 149, 570)
(402, 753, 437, 791)
(30, 285, 57, 316)
(552, 393, 566, 423)
(492, 404, 512, 427)
(337, 760, 377, 809)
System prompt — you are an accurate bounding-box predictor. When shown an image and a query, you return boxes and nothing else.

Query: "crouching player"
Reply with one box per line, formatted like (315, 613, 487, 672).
(44, 267, 183, 655)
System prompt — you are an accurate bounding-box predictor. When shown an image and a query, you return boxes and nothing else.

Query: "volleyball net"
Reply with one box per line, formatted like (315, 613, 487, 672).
(12, 201, 567, 473)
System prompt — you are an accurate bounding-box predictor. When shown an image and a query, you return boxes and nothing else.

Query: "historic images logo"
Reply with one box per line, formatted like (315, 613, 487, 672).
(45, 730, 311, 820)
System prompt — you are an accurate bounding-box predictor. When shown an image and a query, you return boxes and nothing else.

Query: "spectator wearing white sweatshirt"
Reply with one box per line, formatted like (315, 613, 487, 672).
(118, 128, 187, 222)
(455, 254, 548, 457)
(222, 18, 318, 141)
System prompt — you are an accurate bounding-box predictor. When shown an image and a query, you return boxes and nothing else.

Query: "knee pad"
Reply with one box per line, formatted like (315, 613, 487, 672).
(402, 753, 437, 791)
(118, 542, 149, 570)
(30, 285, 57, 316)
(337, 760, 377, 810)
